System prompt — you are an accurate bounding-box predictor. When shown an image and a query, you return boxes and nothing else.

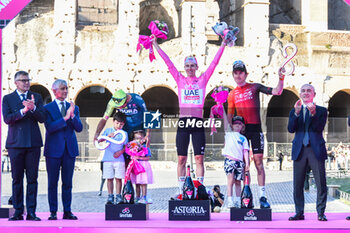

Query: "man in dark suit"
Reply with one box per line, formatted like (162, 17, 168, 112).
(2, 71, 46, 221)
(44, 79, 82, 220)
(288, 84, 328, 221)
(347, 117, 350, 221)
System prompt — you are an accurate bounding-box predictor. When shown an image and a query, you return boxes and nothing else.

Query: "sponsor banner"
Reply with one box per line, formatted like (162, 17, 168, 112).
(0, 0, 32, 20)
(169, 200, 210, 221)
(105, 204, 149, 220)
(230, 208, 272, 221)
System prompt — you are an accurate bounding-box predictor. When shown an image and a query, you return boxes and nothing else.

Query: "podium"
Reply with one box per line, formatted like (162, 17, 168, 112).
(230, 208, 272, 221)
(0, 205, 15, 218)
(169, 200, 210, 221)
(105, 203, 149, 220)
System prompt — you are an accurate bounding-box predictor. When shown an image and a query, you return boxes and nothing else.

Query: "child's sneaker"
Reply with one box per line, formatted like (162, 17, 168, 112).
(234, 201, 241, 208)
(135, 197, 141, 204)
(227, 197, 234, 208)
(144, 196, 153, 204)
(138, 197, 146, 204)
(106, 194, 114, 204)
(115, 194, 123, 204)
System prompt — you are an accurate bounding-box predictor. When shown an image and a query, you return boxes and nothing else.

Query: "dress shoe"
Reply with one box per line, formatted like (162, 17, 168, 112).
(26, 213, 41, 221)
(318, 214, 327, 221)
(288, 214, 305, 221)
(63, 212, 78, 220)
(259, 196, 271, 208)
(48, 212, 57, 220)
(8, 214, 24, 221)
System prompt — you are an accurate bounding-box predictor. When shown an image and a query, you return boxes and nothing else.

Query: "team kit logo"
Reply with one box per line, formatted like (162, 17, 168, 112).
(144, 110, 222, 129)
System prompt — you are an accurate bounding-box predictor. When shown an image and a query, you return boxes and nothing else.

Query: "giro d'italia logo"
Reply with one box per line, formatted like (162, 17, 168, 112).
(143, 110, 161, 129)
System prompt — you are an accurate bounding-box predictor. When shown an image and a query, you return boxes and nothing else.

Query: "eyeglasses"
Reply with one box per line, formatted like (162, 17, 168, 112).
(16, 79, 31, 83)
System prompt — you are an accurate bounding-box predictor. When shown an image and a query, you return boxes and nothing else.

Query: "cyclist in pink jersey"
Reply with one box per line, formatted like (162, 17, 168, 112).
(227, 60, 285, 208)
(152, 38, 227, 194)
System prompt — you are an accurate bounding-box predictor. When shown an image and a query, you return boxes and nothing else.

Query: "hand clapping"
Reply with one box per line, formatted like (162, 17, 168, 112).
(22, 94, 35, 113)
(64, 101, 75, 121)
(294, 99, 302, 115)
(306, 102, 316, 116)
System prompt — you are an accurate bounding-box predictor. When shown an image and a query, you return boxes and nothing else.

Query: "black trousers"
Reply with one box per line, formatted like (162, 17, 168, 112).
(293, 146, 327, 215)
(8, 147, 41, 215)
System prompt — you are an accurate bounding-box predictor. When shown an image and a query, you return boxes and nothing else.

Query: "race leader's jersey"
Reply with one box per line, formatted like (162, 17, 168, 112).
(227, 83, 272, 124)
(157, 46, 225, 118)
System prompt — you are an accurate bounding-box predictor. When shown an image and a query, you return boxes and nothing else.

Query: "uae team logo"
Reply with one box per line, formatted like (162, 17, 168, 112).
(144, 110, 161, 129)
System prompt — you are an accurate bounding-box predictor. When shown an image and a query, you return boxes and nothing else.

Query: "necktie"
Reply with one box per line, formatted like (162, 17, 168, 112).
(60, 102, 66, 117)
(21, 94, 26, 101)
(303, 108, 310, 146)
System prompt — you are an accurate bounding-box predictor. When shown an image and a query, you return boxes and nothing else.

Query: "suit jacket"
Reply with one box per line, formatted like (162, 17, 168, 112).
(43, 101, 83, 158)
(288, 105, 328, 161)
(2, 90, 46, 148)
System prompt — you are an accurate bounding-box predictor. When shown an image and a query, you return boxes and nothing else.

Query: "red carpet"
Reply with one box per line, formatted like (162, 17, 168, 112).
(0, 212, 349, 233)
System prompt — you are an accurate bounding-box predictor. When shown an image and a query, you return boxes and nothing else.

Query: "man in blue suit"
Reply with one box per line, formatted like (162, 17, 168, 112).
(2, 71, 46, 221)
(288, 84, 328, 221)
(44, 79, 83, 220)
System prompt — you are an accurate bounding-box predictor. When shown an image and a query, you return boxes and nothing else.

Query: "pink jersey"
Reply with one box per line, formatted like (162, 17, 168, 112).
(157, 46, 225, 118)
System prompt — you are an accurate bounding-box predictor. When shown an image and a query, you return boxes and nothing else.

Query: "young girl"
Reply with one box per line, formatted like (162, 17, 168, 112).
(130, 130, 154, 204)
(222, 115, 250, 208)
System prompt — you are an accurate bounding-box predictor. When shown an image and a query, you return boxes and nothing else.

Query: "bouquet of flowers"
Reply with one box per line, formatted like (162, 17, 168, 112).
(212, 22, 239, 47)
(210, 86, 229, 135)
(124, 140, 148, 180)
(137, 20, 169, 62)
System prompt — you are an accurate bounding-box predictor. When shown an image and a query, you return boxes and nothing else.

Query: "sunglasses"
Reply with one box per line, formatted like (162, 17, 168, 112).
(112, 97, 126, 104)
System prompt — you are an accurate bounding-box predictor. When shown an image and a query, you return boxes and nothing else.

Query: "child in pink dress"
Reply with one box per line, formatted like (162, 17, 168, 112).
(130, 130, 154, 204)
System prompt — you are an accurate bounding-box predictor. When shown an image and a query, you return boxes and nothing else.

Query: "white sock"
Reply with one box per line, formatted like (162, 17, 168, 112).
(178, 176, 185, 193)
(197, 176, 204, 184)
(259, 186, 266, 198)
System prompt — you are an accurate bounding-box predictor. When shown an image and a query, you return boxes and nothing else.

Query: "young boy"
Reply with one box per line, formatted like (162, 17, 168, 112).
(222, 115, 250, 208)
(101, 112, 128, 204)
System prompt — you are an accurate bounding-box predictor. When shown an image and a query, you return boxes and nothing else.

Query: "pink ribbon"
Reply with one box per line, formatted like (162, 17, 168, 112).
(210, 89, 229, 135)
(137, 21, 168, 62)
(124, 158, 145, 182)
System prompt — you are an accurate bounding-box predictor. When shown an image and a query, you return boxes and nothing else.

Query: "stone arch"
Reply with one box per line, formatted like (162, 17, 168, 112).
(269, 0, 301, 24)
(327, 89, 350, 143)
(139, 1, 176, 41)
(75, 85, 112, 117)
(266, 89, 299, 143)
(141, 85, 178, 116)
(30, 84, 52, 105)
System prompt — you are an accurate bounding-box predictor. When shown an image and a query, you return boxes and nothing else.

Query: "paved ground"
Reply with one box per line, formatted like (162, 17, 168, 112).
(1, 164, 349, 213)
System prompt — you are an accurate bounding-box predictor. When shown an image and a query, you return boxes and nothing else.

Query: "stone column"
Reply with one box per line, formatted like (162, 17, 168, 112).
(51, 0, 77, 65)
(301, 0, 328, 31)
(116, 0, 140, 93)
(181, 0, 207, 66)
